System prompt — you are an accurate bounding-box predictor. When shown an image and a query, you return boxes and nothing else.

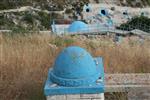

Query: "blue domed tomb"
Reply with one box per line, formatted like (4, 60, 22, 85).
(44, 46, 104, 95)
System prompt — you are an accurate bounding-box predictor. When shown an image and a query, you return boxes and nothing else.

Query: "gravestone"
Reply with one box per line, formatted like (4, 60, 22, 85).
(44, 46, 105, 100)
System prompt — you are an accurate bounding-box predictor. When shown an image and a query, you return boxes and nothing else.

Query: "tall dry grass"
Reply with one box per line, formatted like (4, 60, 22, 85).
(0, 33, 150, 100)
(1, 34, 52, 100)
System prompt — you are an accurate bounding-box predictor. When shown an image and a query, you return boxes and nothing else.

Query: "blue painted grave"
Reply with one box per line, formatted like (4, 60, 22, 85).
(44, 46, 105, 95)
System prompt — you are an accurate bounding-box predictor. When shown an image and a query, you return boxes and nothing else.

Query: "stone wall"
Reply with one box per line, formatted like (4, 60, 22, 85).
(128, 89, 150, 100)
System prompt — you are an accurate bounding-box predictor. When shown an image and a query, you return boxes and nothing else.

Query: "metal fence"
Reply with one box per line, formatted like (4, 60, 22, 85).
(51, 20, 150, 35)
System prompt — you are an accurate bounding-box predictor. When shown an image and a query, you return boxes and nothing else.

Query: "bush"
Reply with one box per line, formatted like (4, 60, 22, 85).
(51, 37, 74, 47)
(11, 26, 30, 34)
(0, 0, 32, 10)
(38, 12, 50, 29)
(23, 13, 34, 24)
(117, 16, 150, 33)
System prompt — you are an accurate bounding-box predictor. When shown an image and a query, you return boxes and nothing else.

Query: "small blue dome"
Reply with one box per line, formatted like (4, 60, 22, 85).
(68, 21, 88, 33)
(50, 46, 100, 86)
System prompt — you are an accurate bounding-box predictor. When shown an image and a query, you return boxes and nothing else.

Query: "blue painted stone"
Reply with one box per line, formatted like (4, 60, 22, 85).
(107, 19, 113, 27)
(44, 46, 105, 95)
(68, 21, 88, 33)
(99, 8, 108, 16)
(51, 20, 56, 33)
(83, 4, 92, 12)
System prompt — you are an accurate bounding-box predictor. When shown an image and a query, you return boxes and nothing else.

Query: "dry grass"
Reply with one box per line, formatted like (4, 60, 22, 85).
(0, 33, 150, 100)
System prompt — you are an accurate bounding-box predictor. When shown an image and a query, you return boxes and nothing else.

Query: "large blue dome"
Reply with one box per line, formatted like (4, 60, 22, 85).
(44, 46, 105, 95)
(50, 46, 100, 86)
(68, 21, 88, 33)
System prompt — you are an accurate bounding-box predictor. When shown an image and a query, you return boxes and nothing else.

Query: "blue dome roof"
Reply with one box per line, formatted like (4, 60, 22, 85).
(68, 21, 88, 33)
(50, 46, 100, 86)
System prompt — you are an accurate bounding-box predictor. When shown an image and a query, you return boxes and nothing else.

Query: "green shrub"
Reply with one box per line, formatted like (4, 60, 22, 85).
(11, 26, 30, 35)
(0, 15, 5, 25)
(64, 38, 74, 46)
(23, 13, 34, 24)
(51, 37, 74, 47)
(38, 12, 50, 29)
(117, 16, 150, 33)
(148, 0, 150, 5)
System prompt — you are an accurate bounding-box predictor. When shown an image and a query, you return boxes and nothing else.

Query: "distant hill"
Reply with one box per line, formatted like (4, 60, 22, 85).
(0, 0, 150, 33)
(0, 0, 150, 10)
(0, 0, 89, 10)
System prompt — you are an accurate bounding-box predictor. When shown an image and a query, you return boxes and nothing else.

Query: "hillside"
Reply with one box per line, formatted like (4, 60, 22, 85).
(0, 0, 150, 10)
(0, 0, 150, 33)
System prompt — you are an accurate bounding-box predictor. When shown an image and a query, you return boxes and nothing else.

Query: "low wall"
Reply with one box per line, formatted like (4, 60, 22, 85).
(46, 73, 150, 100)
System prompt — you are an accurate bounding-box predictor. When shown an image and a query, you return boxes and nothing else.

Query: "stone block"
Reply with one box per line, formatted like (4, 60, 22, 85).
(47, 93, 104, 100)
(80, 93, 104, 99)
(47, 95, 66, 100)
(66, 94, 80, 100)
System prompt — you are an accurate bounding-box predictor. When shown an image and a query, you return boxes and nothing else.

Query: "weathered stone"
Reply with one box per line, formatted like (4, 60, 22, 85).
(47, 94, 104, 100)
(128, 89, 150, 100)
(80, 93, 104, 99)
(47, 95, 66, 100)
(66, 94, 80, 99)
